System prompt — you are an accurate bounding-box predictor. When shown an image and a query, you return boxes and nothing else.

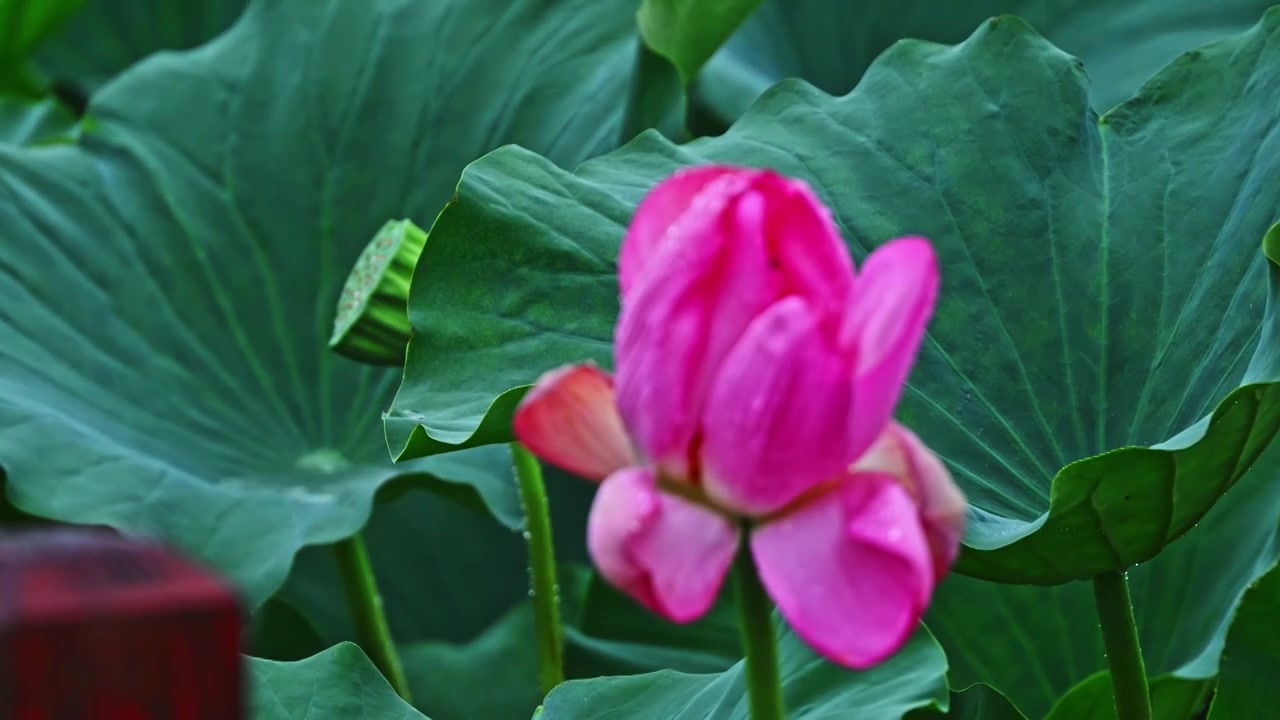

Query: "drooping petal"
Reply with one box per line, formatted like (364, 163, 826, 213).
(751, 473, 934, 669)
(700, 296, 860, 515)
(614, 171, 856, 479)
(513, 363, 637, 481)
(587, 466, 740, 622)
(619, 165, 742, 297)
(854, 423, 967, 579)
(839, 237, 940, 452)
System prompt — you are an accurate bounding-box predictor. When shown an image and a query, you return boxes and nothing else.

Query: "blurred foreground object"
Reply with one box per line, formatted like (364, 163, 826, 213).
(0, 528, 243, 719)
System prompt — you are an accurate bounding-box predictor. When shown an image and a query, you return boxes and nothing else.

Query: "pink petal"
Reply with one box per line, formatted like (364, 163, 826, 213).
(614, 171, 855, 479)
(513, 363, 637, 481)
(840, 237, 940, 452)
(758, 175, 856, 316)
(855, 423, 967, 580)
(613, 175, 775, 477)
(700, 296, 860, 515)
(587, 466, 740, 622)
(619, 165, 742, 297)
(751, 474, 934, 669)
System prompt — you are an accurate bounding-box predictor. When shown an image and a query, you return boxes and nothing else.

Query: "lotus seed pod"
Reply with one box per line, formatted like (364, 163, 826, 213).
(329, 219, 428, 365)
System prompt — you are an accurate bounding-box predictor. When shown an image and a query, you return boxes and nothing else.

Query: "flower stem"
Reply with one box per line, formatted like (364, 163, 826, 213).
(733, 540, 786, 720)
(512, 442, 565, 697)
(333, 533, 411, 702)
(1092, 569, 1151, 720)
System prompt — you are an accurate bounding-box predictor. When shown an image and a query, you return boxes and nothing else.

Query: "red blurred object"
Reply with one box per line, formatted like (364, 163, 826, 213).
(0, 528, 243, 719)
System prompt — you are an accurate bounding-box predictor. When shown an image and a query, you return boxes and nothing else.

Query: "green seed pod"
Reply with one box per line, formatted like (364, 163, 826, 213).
(329, 219, 427, 366)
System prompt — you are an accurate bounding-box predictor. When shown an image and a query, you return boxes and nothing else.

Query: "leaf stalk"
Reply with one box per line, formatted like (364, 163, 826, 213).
(734, 537, 787, 720)
(1092, 569, 1152, 720)
(512, 442, 566, 696)
(333, 533, 412, 702)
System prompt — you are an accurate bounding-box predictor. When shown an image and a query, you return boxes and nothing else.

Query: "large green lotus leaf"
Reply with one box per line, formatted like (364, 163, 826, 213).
(694, 0, 1279, 127)
(0, 0, 82, 89)
(0, 0, 656, 609)
(0, 96, 75, 145)
(927, 435, 1280, 717)
(547, 436, 1277, 720)
(401, 478, 731, 677)
(542, 442, 1279, 718)
(540, 621, 948, 719)
(382, 564, 739, 720)
(276, 485, 531, 646)
(249, 597, 327, 662)
(249, 643, 428, 720)
(625, 0, 768, 141)
(637, 0, 765, 84)
(249, 473, 598, 717)
(907, 684, 1025, 720)
(575, 570, 741, 668)
(397, 600, 734, 720)
(0, 0, 82, 133)
(564, 566, 739, 681)
(389, 13, 1280, 583)
(400, 603, 541, 720)
(1043, 673, 1212, 720)
(34, 0, 246, 98)
(528, 434, 1280, 718)
(277, 472, 595, 647)
(563, 622, 739, 680)
(564, 572, 740, 682)
(1206, 557, 1280, 718)
(270, 462, 595, 648)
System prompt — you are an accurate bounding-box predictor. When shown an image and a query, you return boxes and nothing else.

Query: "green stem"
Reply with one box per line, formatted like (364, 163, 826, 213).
(333, 533, 412, 702)
(512, 442, 565, 696)
(1092, 569, 1152, 720)
(733, 539, 786, 720)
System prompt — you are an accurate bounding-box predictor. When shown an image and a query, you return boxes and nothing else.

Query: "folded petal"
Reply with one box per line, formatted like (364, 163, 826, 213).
(513, 363, 637, 481)
(587, 466, 740, 622)
(751, 474, 934, 669)
(854, 423, 967, 580)
(700, 296, 860, 515)
(759, 175, 856, 316)
(614, 174, 776, 477)
(619, 165, 743, 297)
(619, 168, 854, 303)
(614, 170, 857, 480)
(839, 237, 940, 452)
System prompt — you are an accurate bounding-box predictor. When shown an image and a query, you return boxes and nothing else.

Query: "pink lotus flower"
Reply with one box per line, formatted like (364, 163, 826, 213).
(514, 166, 967, 669)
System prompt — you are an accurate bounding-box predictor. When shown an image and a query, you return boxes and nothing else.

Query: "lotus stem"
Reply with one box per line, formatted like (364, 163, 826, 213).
(1092, 569, 1152, 720)
(333, 533, 412, 702)
(512, 442, 565, 696)
(734, 536, 786, 720)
